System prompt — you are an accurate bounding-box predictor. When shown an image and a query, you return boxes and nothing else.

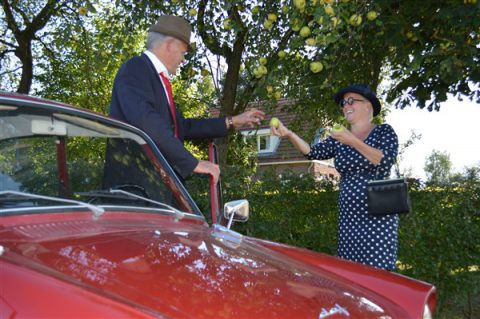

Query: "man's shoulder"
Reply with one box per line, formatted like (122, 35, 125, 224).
(123, 54, 149, 68)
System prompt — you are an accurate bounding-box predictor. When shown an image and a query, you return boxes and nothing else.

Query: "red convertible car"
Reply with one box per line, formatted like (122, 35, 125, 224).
(0, 92, 436, 318)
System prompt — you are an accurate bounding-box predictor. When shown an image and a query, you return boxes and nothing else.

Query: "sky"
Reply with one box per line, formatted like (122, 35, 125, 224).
(386, 96, 480, 180)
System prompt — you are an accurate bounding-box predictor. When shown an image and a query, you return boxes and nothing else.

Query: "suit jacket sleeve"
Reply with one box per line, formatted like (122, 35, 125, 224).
(109, 55, 227, 179)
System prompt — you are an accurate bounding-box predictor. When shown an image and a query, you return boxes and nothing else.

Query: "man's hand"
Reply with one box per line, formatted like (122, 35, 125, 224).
(232, 109, 265, 128)
(193, 160, 220, 184)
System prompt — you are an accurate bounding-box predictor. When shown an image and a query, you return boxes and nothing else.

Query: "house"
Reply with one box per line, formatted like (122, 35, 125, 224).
(212, 99, 339, 181)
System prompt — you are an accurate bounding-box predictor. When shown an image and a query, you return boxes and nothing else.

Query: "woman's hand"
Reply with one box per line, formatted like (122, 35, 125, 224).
(270, 119, 311, 155)
(330, 129, 356, 146)
(270, 119, 291, 137)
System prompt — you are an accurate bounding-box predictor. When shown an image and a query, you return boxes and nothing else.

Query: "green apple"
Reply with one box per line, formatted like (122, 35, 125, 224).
(268, 13, 277, 22)
(278, 50, 286, 59)
(331, 17, 341, 28)
(78, 6, 88, 15)
(349, 14, 362, 26)
(309, 61, 324, 73)
(270, 117, 280, 128)
(188, 8, 197, 17)
(293, 0, 306, 11)
(331, 123, 345, 133)
(325, 5, 335, 16)
(266, 85, 274, 93)
(305, 38, 317, 46)
(274, 91, 282, 101)
(252, 6, 260, 15)
(300, 26, 311, 37)
(259, 57, 267, 65)
(367, 11, 378, 21)
(201, 68, 209, 77)
(263, 19, 273, 30)
(223, 19, 233, 30)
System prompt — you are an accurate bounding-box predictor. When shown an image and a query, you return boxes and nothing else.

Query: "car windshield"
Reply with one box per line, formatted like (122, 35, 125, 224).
(0, 98, 199, 217)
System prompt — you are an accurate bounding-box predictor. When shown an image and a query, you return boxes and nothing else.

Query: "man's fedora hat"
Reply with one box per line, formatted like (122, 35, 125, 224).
(148, 15, 192, 49)
(334, 83, 381, 116)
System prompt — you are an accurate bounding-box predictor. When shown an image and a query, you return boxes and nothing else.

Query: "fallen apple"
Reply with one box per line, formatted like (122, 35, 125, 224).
(270, 117, 280, 128)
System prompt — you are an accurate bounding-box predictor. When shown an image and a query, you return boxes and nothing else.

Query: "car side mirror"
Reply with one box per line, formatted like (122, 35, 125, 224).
(224, 199, 249, 229)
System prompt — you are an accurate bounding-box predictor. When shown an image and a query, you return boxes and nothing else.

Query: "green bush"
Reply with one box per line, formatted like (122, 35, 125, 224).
(187, 167, 480, 318)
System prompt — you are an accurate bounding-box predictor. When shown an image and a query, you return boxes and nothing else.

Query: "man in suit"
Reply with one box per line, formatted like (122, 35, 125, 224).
(110, 15, 264, 184)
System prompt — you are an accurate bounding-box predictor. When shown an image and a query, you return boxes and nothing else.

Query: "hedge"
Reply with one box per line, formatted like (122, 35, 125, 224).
(187, 168, 480, 318)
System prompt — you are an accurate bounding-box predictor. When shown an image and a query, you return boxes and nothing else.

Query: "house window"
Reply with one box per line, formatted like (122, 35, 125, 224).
(241, 128, 280, 154)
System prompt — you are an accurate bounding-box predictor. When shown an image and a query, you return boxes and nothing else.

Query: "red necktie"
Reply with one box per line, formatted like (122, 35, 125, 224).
(159, 72, 179, 138)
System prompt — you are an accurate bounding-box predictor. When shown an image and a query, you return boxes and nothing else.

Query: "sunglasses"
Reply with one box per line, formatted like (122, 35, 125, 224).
(339, 97, 366, 107)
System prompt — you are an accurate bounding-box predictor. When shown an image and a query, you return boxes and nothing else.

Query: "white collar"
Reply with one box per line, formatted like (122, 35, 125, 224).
(144, 50, 169, 78)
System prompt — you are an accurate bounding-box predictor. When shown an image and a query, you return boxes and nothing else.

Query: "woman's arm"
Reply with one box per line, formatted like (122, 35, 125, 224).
(271, 121, 311, 155)
(330, 130, 383, 165)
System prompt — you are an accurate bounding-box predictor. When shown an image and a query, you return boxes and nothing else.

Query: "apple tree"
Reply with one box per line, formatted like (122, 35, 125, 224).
(111, 0, 479, 162)
(0, 0, 103, 94)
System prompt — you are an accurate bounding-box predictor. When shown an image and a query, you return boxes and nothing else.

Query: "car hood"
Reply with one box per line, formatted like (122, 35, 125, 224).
(2, 212, 406, 318)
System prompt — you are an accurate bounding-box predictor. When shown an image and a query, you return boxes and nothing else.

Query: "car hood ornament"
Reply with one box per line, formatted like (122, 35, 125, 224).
(319, 303, 350, 319)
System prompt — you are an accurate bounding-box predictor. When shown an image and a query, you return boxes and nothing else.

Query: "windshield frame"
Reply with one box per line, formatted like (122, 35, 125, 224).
(0, 93, 204, 219)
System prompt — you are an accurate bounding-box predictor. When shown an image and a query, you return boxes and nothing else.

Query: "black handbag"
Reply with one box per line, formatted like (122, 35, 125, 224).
(367, 178, 411, 216)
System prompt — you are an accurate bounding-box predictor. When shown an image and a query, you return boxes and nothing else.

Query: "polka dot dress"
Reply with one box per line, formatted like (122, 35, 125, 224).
(306, 124, 399, 270)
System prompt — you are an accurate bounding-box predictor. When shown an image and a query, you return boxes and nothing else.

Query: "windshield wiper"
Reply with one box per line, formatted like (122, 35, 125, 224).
(0, 190, 105, 219)
(77, 189, 185, 220)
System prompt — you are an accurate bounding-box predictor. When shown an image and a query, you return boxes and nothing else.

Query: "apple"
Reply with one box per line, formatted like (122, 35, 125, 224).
(310, 61, 323, 73)
(282, 5, 289, 13)
(331, 123, 345, 133)
(331, 17, 341, 28)
(325, 5, 335, 16)
(367, 11, 378, 21)
(259, 57, 267, 65)
(263, 19, 273, 30)
(188, 8, 197, 17)
(305, 38, 317, 46)
(78, 6, 88, 15)
(293, 0, 306, 11)
(270, 117, 280, 128)
(300, 26, 311, 37)
(252, 6, 260, 15)
(223, 19, 233, 30)
(268, 13, 277, 22)
(201, 68, 209, 77)
(349, 14, 362, 26)
(274, 91, 282, 101)
(266, 85, 274, 93)
(278, 50, 286, 59)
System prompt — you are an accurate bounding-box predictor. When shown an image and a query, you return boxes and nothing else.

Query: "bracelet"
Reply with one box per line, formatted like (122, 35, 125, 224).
(226, 116, 234, 129)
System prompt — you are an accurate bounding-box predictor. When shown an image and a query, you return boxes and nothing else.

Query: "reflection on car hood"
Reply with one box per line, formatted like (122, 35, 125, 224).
(2, 213, 406, 318)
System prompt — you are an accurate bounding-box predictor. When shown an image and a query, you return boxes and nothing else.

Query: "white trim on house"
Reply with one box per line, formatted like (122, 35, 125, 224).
(241, 128, 280, 154)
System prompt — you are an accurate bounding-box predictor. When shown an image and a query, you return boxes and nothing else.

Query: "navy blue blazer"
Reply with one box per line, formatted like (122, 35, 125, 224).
(109, 54, 228, 179)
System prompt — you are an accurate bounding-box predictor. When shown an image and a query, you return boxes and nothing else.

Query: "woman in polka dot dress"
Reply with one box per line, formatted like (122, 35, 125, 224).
(271, 84, 399, 270)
